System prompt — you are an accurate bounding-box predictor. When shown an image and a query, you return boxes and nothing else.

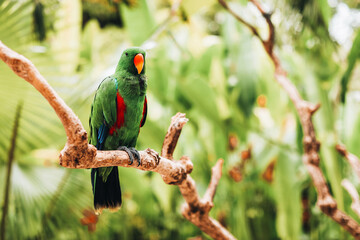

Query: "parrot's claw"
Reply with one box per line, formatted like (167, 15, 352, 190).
(118, 146, 134, 165)
(117, 146, 141, 166)
(129, 147, 141, 166)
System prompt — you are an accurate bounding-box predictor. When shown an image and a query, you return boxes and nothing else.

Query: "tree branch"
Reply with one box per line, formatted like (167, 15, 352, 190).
(337, 145, 360, 219)
(181, 159, 236, 240)
(160, 115, 235, 239)
(342, 179, 360, 218)
(336, 144, 360, 180)
(161, 113, 188, 160)
(218, 0, 360, 238)
(217, 0, 261, 40)
(203, 159, 223, 206)
(0, 41, 236, 239)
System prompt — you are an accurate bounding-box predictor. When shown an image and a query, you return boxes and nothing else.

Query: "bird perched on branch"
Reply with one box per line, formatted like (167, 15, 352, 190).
(89, 47, 148, 214)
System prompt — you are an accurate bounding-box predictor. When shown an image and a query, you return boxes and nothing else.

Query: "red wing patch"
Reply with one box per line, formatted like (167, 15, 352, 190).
(140, 96, 147, 128)
(109, 92, 126, 135)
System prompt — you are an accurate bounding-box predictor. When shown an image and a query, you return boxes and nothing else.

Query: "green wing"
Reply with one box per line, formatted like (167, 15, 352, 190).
(89, 76, 117, 148)
(89, 76, 118, 181)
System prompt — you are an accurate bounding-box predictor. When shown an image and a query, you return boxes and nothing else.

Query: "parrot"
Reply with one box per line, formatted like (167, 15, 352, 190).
(89, 47, 147, 214)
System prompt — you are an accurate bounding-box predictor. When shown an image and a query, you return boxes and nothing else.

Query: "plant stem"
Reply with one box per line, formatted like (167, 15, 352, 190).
(0, 101, 23, 240)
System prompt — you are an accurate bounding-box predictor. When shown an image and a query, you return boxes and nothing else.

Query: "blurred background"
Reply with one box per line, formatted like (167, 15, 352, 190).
(0, 0, 360, 239)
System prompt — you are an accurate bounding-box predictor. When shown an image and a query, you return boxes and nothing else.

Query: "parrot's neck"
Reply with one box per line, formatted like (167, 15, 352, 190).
(113, 70, 147, 98)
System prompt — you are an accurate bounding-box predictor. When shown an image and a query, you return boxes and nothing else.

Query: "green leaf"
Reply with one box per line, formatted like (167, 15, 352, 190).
(120, 0, 155, 45)
(340, 30, 360, 103)
(274, 152, 302, 240)
(178, 75, 221, 123)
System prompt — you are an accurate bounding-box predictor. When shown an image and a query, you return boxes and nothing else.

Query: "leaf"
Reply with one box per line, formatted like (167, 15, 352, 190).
(33, 1, 46, 41)
(274, 152, 302, 239)
(178, 75, 220, 123)
(209, 57, 231, 120)
(120, 0, 155, 45)
(318, 0, 331, 26)
(340, 30, 360, 103)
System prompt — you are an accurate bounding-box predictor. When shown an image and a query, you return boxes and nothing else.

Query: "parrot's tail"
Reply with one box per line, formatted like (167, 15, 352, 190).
(91, 167, 122, 214)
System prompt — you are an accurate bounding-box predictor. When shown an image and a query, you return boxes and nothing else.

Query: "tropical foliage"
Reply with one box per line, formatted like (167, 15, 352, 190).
(0, 0, 360, 239)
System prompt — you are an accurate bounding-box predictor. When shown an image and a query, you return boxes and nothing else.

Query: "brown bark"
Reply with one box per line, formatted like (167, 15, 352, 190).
(0, 41, 236, 240)
(180, 160, 236, 240)
(160, 114, 236, 239)
(218, 0, 360, 238)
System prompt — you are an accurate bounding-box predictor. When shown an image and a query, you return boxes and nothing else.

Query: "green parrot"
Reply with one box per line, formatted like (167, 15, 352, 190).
(89, 47, 147, 214)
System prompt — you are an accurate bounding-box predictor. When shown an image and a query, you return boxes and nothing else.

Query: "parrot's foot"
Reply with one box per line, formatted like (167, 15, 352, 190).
(117, 146, 141, 166)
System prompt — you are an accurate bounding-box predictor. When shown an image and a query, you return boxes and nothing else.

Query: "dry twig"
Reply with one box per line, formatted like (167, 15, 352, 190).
(218, 0, 360, 238)
(0, 41, 235, 240)
(337, 144, 360, 219)
(337, 144, 360, 180)
(342, 179, 360, 218)
(161, 113, 236, 239)
(180, 160, 234, 240)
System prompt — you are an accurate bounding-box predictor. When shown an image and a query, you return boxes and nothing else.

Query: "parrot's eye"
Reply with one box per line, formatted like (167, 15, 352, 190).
(125, 52, 128, 56)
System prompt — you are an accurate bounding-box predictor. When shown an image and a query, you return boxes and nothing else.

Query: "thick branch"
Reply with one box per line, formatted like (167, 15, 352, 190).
(219, 0, 360, 238)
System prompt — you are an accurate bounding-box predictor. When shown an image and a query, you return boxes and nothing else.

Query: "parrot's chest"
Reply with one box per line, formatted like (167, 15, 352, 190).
(105, 93, 145, 148)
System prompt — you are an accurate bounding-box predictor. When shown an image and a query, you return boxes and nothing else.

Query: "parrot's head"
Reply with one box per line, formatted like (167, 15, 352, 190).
(118, 47, 146, 75)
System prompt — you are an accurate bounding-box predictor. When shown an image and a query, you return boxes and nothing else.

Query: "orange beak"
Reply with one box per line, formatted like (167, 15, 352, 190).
(134, 53, 144, 74)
